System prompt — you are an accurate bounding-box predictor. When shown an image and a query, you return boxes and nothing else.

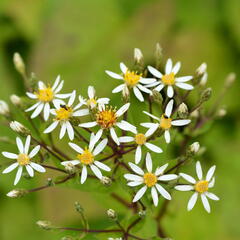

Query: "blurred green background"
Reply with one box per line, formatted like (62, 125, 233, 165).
(0, 0, 240, 239)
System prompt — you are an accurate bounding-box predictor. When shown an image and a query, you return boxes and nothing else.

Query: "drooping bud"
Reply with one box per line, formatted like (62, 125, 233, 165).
(224, 72, 236, 88)
(134, 48, 143, 64)
(63, 162, 77, 174)
(217, 108, 227, 117)
(6, 189, 27, 198)
(196, 62, 207, 76)
(189, 142, 200, 155)
(151, 90, 163, 104)
(199, 72, 208, 86)
(107, 209, 117, 220)
(0, 100, 10, 116)
(177, 103, 188, 118)
(200, 88, 212, 103)
(10, 94, 22, 106)
(100, 176, 112, 186)
(10, 121, 30, 136)
(36, 220, 53, 230)
(13, 53, 26, 75)
(122, 85, 130, 103)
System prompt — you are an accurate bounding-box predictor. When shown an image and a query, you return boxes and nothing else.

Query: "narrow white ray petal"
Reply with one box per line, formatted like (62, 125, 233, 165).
(31, 103, 44, 118)
(141, 122, 159, 128)
(129, 162, 144, 175)
(69, 143, 84, 154)
(38, 81, 46, 89)
(133, 86, 144, 102)
(171, 119, 191, 126)
(29, 145, 40, 158)
(151, 186, 159, 206)
(26, 165, 34, 177)
(164, 130, 171, 144)
(172, 61, 181, 74)
(139, 78, 156, 84)
(201, 194, 211, 213)
(24, 135, 31, 154)
(110, 128, 119, 145)
(88, 86, 95, 99)
(146, 153, 152, 172)
(97, 98, 110, 105)
(81, 165, 88, 184)
(2, 162, 19, 173)
(175, 185, 194, 191)
(206, 165, 216, 181)
(180, 173, 196, 184)
(30, 162, 46, 172)
(94, 161, 111, 171)
(90, 165, 102, 179)
(143, 111, 160, 121)
(205, 192, 219, 201)
(137, 84, 152, 94)
(167, 86, 174, 98)
(175, 76, 193, 82)
(105, 70, 123, 79)
(66, 121, 74, 140)
(52, 99, 66, 109)
(154, 84, 165, 92)
(175, 82, 194, 90)
(120, 62, 128, 74)
(61, 160, 80, 166)
(26, 92, 38, 99)
(165, 99, 174, 117)
(196, 161, 203, 180)
(155, 184, 171, 200)
(116, 120, 137, 134)
(54, 80, 64, 93)
(144, 124, 159, 137)
(79, 121, 98, 128)
(147, 66, 162, 78)
(68, 91, 76, 106)
(115, 103, 130, 117)
(135, 145, 142, 164)
(44, 121, 59, 133)
(133, 186, 147, 202)
(93, 129, 103, 144)
(55, 93, 72, 99)
(25, 102, 41, 112)
(145, 142, 163, 153)
(158, 174, 178, 181)
(2, 152, 18, 159)
(43, 103, 50, 121)
(187, 192, 198, 211)
(155, 163, 168, 176)
(52, 75, 60, 91)
(124, 174, 143, 182)
(73, 109, 89, 117)
(14, 166, 23, 185)
(208, 177, 215, 188)
(127, 181, 143, 187)
(93, 139, 108, 156)
(112, 84, 125, 93)
(16, 137, 24, 153)
(145, 81, 161, 88)
(59, 123, 67, 139)
(119, 136, 134, 143)
(165, 58, 173, 74)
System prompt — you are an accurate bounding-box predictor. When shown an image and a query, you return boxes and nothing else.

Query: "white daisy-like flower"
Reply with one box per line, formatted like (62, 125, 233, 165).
(106, 62, 156, 102)
(2, 135, 45, 185)
(61, 134, 110, 184)
(79, 86, 110, 109)
(26, 75, 71, 121)
(44, 90, 89, 140)
(142, 100, 191, 143)
(175, 161, 219, 213)
(147, 58, 194, 98)
(118, 124, 163, 164)
(79, 103, 131, 145)
(124, 153, 178, 206)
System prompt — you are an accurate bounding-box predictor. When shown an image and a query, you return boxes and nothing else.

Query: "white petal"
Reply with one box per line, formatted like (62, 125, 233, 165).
(16, 137, 24, 153)
(167, 86, 174, 98)
(172, 61, 181, 74)
(155, 163, 168, 176)
(145, 142, 163, 153)
(73, 109, 89, 117)
(205, 192, 219, 201)
(133, 186, 147, 202)
(44, 121, 59, 133)
(2, 162, 19, 174)
(120, 62, 128, 74)
(127, 181, 143, 187)
(144, 124, 159, 137)
(148, 66, 162, 78)
(30, 162, 46, 172)
(93, 139, 108, 156)
(143, 111, 160, 121)
(171, 119, 191, 126)
(165, 58, 173, 74)
(29, 145, 40, 158)
(196, 161, 203, 180)
(25, 102, 41, 112)
(115, 103, 130, 117)
(52, 99, 65, 108)
(26, 165, 34, 177)
(61, 160, 80, 166)
(24, 135, 31, 154)
(137, 84, 152, 94)
(175, 185, 194, 191)
(94, 161, 111, 172)
(175, 82, 194, 90)
(52, 75, 60, 91)
(79, 121, 97, 128)
(116, 120, 137, 133)
(68, 142, 83, 154)
(124, 174, 143, 182)
(165, 99, 174, 117)
(88, 86, 95, 99)
(2, 152, 18, 159)
(158, 174, 178, 181)
(151, 186, 159, 206)
(155, 184, 171, 200)
(110, 128, 119, 145)
(146, 152, 152, 172)
(68, 91, 76, 106)
(90, 164, 102, 179)
(81, 165, 88, 184)
(55, 93, 72, 99)
(187, 192, 198, 211)
(14, 166, 23, 185)
(206, 165, 216, 181)
(31, 103, 44, 118)
(26, 92, 37, 99)
(54, 80, 64, 93)
(105, 70, 123, 79)
(154, 84, 164, 92)
(93, 129, 103, 144)
(112, 84, 125, 93)
(175, 76, 193, 82)
(180, 173, 196, 184)
(38, 81, 45, 89)
(164, 130, 171, 144)
(119, 136, 134, 143)
(208, 177, 215, 188)
(129, 162, 144, 175)
(139, 78, 156, 84)
(133, 86, 144, 102)
(66, 121, 74, 140)
(201, 194, 211, 213)
(135, 145, 142, 164)
(145, 81, 161, 88)
(43, 103, 50, 121)
(59, 123, 67, 139)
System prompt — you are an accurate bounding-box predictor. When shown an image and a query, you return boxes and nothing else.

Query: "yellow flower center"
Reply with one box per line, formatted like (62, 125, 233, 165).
(77, 149, 94, 165)
(162, 72, 175, 85)
(17, 153, 30, 166)
(55, 106, 73, 121)
(144, 172, 157, 187)
(135, 133, 146, 145)
(87, 98, 97, 107)
(96, 107, 117, 129)
(160, 114, 172, 130)
(35, 88, 54, 102)
(124, 70, 141, 87)
(195, 180, 209, 193)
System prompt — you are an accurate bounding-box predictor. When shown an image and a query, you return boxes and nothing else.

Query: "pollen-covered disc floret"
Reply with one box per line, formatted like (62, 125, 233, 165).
(175, 161, 219, 213)
(96, 107, 117, 129)
(2, 135, 45, 185)
(106, 62, 156, 102)
(61, 134, 110, 184)
(124, 153, 178, 206)
(142, 99, 191, 143)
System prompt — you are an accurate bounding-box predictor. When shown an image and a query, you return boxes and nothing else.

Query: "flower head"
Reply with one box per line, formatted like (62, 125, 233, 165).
(124, 153, 178, 206)
(0, 100, 9, 116)
(175, 161, 219, 213)
(2, 135, 45, 185)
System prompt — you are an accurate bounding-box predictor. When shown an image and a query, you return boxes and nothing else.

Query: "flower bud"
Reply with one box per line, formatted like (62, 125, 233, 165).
(6, 189, 27, 198)
(200, 88, 212, 103)
(177, 103, 188, 118)
(122, 85, 130, 102)
(10, 94, 22, 106)
(224, 72, 236, 88)
(75, 201, 84, 213)
(63, 162, 77, 173)
(151, 90, 163, 104)
(100, 176, 112, 186)
(36, 220, 52, 230)
(190, 109, 199, 118)
(199, 72, 208, 86)
(10, 121, 30, 135)
(0, 100, 10, 116)
(13, 53, 26, 75)
(155, 43, 162, 62)
(196, 62, 207, 76)
(189, 142, 200, 155)
(107, 209, 117, 220)
(217, 108, 227, 117)
(138, 210, 146, 218)
(134, 48, 143, 64)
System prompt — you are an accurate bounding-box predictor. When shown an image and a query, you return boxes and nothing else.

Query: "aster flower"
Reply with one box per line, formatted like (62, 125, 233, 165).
(175, 161, 219, 213)
(2, 135, 45, 185)
(106, 62, 156, 102)
(147, 58, 193, 98)
(44, 90, 89, 140)
(25, 75, 71, 121)
(118, 123, 163, 164)
(142, 100, 191, 143)
(124, 153, 178, 206)
(79, 103, 131, 145)
(79, 86, 110, 109)
(61, 134, 110, 184)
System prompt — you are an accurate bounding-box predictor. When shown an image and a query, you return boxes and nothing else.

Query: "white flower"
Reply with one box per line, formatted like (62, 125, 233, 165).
(118, 124, 163, 164)
(106, 62, 156, 102)
(0, 100, 9, 116)
(175, 161, 219, 213)
(147, 58, 193, 98)
(79, 103, 131, 145)
(10, 121, 29, 134)
(124, 153, 178, 206)
(142, 100, 191, 143)
(2, 135, 45, 185)
(25, 75, 71, 121)
(79, 86, 109, 109)
(44, 90, 89, 140)
(61, 134, 110, 184)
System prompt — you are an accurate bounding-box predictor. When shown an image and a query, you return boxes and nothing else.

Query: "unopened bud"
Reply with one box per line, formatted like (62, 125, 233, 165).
(151, 90, 163, 104)
(189, 142, 200, 155)
(190, 109, 199, 118)
(10, 121, 30, 135)
(199, 72, 208, 86)
(122, 85, 130, 102)
(47, 178, 54, 186)
(13, 53, 26, 75)
(101, 176, 112, 186)
(217, 108, 227, 117)
(200, 88, 212, 102)
(134, 48, 143, 63)
(6, 189, 27, 198)
(75, 201, 84, 213)
(36, 220, 52, 230)
(196, 62, 207, 76)
(0, 100, 10, 116)
(177, 103, 188, 118)
(63, 162, 77, 173)
(155, 43, 162, 62)
(225, 72, 236, 88)
(138, 210, 146, 217)
(10, 94, 22, 106)
(107, 209, 117, 220)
